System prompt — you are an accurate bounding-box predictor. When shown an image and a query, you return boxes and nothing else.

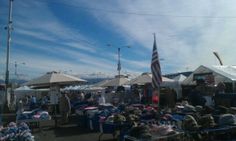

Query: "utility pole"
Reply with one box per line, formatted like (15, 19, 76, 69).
(14, 61, 17, 77)
(4, 0, 14, 112)
(107, 44, 130, 78)
(117, 48, 121, 77)
(14, 62, 26, 80)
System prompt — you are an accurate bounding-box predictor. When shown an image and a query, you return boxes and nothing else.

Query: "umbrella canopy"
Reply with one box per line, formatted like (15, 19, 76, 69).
(24, 71, 87, 87)
(125, 72, 152, 85)
(126, 72, 174, 86)
(99, 75, 129, 87)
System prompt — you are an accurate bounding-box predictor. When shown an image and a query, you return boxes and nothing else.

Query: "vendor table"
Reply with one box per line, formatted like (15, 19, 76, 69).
(16, 118, 52, 133)
(184, 126, 236, 141)
(99, 122, 132, 141)
(124, 132, 184, 141)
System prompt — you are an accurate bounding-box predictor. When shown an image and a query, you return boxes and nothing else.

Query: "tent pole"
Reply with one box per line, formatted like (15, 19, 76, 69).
(233, 82, 235, 93)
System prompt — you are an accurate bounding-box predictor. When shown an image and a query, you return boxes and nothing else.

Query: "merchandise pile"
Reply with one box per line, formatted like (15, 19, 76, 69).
(17, 108, 51, 121)
(73, 100, 236, 141)
(0, 122, 34, 141)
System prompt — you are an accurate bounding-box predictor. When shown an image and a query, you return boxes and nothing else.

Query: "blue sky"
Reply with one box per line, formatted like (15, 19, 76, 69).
(1, 0, 236, 80)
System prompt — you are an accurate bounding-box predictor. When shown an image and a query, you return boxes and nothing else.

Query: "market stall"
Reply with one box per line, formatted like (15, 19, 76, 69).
(22, 71, 87, 127)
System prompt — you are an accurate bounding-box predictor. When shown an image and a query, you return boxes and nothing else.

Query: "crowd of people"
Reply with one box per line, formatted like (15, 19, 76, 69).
(14, 80, 228, 127)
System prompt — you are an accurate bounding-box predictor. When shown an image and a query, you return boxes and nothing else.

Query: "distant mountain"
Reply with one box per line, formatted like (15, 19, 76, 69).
(164, 71, 192, 79)
(0, 79, 27, 85)
(81, 77, 110, 85)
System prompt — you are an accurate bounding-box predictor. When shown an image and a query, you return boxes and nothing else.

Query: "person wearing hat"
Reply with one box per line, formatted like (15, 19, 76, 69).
(59, 92, 71, 124)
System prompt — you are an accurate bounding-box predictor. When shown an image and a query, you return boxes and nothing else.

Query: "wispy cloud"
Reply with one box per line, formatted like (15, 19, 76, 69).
(2, 0, 236, 80)
(12, 38, 117, 73)
(4, 0, 115, 77)
(80, 0, 236, 73)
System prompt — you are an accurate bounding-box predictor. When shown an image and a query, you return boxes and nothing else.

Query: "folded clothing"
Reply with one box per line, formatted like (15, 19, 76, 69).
(18, 109, 50, 120)
(128, 125, 152, 139)
(150, 125, 175, 136)
(219, 114, 236, 126)
(198, 114, 216, 128)
(0, 122, 34, 141)
(32, 111, 50, 120)
(182, 115, 200, 131)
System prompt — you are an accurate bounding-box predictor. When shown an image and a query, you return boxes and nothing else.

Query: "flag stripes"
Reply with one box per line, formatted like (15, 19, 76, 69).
(151, 34, 162, 91)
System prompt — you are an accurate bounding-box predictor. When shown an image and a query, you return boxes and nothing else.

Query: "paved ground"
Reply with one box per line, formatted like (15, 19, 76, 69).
(2, 114, 116, 141)
(33, 125, 116, 141)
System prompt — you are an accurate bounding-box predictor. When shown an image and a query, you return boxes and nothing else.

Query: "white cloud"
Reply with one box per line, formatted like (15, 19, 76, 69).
(12, 51, 118, 79)
(2, 0, 236, 79)
(80, 0, 236, 73)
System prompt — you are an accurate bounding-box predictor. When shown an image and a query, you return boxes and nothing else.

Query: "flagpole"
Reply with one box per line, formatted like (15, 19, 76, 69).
(151, 33, 162, 108)
(153, 33, 159, 108)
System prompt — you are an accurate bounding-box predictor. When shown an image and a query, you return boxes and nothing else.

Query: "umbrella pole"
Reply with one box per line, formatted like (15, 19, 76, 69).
(54, 104, 57, 128)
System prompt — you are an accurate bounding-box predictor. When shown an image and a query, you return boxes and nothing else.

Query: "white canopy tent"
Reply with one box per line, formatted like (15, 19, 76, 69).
(64, 85, 105, 92)
(172, 74, 187, 99)
(125, 72, 152, 85)
(173, 74, 187, 82)
(124, 72, 186, 99)
(24, 71, 87, 87)
(14, 86, 49, 100)
(14, 86, 35, 99)
(97, 75, 129, 87)
(182, 65, 236, 92)
(24, 71, 87, 104)
(125, 72, 175, 87)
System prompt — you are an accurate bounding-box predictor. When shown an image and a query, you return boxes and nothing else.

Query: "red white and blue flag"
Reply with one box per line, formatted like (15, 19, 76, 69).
(151, 34, 162, 104)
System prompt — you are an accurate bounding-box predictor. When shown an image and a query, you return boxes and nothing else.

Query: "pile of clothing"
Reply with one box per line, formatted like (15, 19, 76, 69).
(128, 124, 177, 140)
(106, 114, 126, 123)
(149, 124, 176, 136)
(17, 108, 51, 121)
(128, 125, 152, 140)
(0, 122, 34, 141)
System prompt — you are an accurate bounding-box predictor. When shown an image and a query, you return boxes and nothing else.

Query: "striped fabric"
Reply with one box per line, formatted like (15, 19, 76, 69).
(151, 34, 162, 90)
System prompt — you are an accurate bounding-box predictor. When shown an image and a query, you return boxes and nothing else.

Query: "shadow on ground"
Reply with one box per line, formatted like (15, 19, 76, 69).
(33, 125, 116, 141)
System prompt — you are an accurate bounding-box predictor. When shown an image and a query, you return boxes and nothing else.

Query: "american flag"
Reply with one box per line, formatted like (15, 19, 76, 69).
(151, 34, 162, 91)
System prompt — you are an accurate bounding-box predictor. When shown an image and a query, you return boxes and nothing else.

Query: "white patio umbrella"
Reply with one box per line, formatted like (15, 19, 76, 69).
(99, 75, 129, 87)
(125, 72, 152, 85)
(126, 72, 174, 86)
(24, 71, 87, 87)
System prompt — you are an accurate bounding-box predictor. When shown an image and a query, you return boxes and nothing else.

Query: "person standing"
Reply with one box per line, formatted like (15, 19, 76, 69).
(59, 92, 71, 124)
(98, 93, 106, 105)
(16, 99, 24, 120)
(30, 96, 37, 110)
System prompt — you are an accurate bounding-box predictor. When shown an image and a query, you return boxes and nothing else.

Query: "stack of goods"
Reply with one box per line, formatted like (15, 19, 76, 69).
(127, 123, 180, 141)
(198, 114, 216, 129)
(105, 114, 126, 124)
(17, 108, 51, 121)
(218, 114, 236, 126)
(181, 107, 236, 141)
(75, 103, 120, 131)
(0, 122, 34, 141)
(128, 125, 152, 140)
(149, 124, 176, 136)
